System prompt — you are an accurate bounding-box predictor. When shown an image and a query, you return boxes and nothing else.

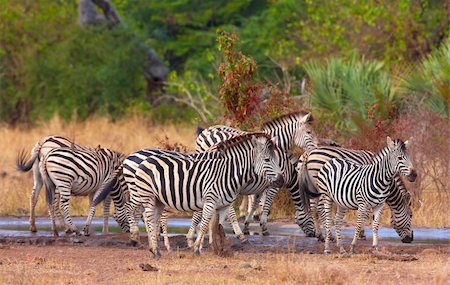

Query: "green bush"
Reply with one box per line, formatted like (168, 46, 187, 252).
(304, 55, 399, 133)
(402, 39, 449, 118)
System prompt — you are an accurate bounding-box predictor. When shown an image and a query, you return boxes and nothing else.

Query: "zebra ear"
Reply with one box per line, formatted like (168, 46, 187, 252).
(404, 137, 412, 148)
(386, 136, 395, 150)
(270, 136, 279, 148)
(299, 112, 313, 124)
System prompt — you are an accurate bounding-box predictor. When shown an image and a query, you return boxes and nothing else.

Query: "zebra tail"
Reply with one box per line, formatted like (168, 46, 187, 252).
(92, 169, 120, 207)
(39, 159, 55, 205)
(16, 143, 42, 172)
(297, 161, 321, 200)
(195, 125, 205, 136)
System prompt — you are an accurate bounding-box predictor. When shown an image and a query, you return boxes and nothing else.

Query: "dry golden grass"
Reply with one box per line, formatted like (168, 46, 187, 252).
(0, 116, 196, 217)
(0, 245, 448, 285)
(0, 116, 448, 228)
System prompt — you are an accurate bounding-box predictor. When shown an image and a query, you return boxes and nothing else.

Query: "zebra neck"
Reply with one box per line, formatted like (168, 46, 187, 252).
(262, 121, 295, 151)
(221, 145, 255, 189)
(367, 147, 397, 190)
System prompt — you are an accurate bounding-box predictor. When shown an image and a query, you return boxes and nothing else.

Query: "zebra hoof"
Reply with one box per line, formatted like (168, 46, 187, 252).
(238, 236, 249, 244)
(262, 231, 270, 236)
(194, 248, 201, 256)
(243, 229, 250, 235)
(152, 250, 161, 260)
(339, 247, 347, 255)
(30, 225, 37, 233)
(358, 235, 367, 240)
(52, 230, 59, 237)
(323, 249, 332, 255)
(372, 246, 379, 253)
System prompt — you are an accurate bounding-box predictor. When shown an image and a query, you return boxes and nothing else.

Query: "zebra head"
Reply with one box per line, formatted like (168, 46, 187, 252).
(294, 112, 318, 150)
(387, 136, 417, 182)
(252, 135, 284, 188)
(391, 191, 413, 243)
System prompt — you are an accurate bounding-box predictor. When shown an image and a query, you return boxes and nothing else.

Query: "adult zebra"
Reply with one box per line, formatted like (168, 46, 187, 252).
(194, 111, 318, 236)
(39, 145, 125, 236)
(16, 136, 123, 233)
(295, 145, 414, 243)
(128, 133, 284, 258)
(313, 137, 416, 254)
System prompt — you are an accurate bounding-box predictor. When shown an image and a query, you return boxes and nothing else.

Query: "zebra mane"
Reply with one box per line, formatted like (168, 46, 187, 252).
(212, 132, 273, 152)
(372, 139, 406, 162)
(262, 111, 313, 127)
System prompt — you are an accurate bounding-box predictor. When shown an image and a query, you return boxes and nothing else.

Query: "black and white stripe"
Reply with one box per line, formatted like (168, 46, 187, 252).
(16, 136, 117, 233)
(314, 137, 416, 254)
(295, 146, 414, 243)
(39, 145, 125, 236)
(127, 133, 284, 258)
(194, 112, 318, 236)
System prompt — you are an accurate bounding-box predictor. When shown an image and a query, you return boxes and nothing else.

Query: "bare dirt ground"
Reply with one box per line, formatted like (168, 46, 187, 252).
(0, 231, 449, 285)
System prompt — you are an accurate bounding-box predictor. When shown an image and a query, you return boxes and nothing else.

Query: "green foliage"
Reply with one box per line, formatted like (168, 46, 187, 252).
(402, 39, 450, 117)
(25, 25, 147, 121)
(0, 0, 448, 124)
(305, 55, 398, 133)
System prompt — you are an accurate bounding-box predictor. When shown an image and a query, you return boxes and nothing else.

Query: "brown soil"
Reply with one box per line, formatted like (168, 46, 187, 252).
(0, 233, 449, 285)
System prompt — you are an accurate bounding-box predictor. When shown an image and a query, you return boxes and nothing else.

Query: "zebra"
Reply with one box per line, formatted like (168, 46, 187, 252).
(295, 145, 414, 243)
(39, 145, 125, 236)
(16, 136, 113, 233)
(194, 111, 318, 236)
(127, 133, 284, 258)
(313, 137, 416, 254)
(185, 149, 314, 247)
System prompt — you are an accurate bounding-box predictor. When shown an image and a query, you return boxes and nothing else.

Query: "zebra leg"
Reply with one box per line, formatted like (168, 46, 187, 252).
(187, 211, 202, 248)
(193, 201, 216, 256)
(160, 209, 171, 252)
(142, 196, 163, 259)
(350, 205, 368, 254)
(126, 196, 141, 246)
(243, 193, 263, 235)
(323, 196, 333, 254)
(238, 196, 248, 220)
(58, 186, 79, 235)
(335, 206, 348, 254)
(310, 197, 323, 240)
(259, 188, 277, 236)
(102, 195, 112, 233)
(227, 206, 247, 243)
(45, 186, 58, 237)
(54, 193, 67, 231)
(371, 203, 385, 252)
(83, 193, 96, 236)
(29, 161, 43, 232)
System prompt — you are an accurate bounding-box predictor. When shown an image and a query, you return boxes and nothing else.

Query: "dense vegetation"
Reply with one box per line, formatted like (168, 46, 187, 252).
(1, 0, 448, 125)
(0, 0, 448, 220)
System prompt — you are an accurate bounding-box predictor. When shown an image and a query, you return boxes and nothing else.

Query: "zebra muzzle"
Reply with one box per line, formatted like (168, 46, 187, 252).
(401, 231, 413, 243)
(406, 170, 417, 182)
(272, 174, 284, 187)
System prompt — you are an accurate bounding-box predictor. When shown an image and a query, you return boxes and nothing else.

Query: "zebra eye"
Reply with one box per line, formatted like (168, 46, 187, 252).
(264, 158, 271, 162)
(397, 156, 404, 161)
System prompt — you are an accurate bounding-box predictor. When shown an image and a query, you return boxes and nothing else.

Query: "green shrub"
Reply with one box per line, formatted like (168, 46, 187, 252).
(402, 39, 449, 118)
(304, 55, 399, 134)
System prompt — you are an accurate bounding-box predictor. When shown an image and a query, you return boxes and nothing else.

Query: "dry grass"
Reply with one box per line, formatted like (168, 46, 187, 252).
(0, 116, 448, 227)
(0, 116, 196, 217)
(0, 245, 448, 285)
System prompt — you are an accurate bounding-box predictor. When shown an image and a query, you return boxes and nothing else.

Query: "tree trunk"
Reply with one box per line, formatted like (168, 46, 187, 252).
(210, 213, 228, 256)
(78, 0, 168, 97)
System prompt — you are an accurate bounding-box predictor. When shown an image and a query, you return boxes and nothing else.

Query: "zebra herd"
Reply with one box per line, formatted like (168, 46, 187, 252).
(16, 111, 417, 257)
